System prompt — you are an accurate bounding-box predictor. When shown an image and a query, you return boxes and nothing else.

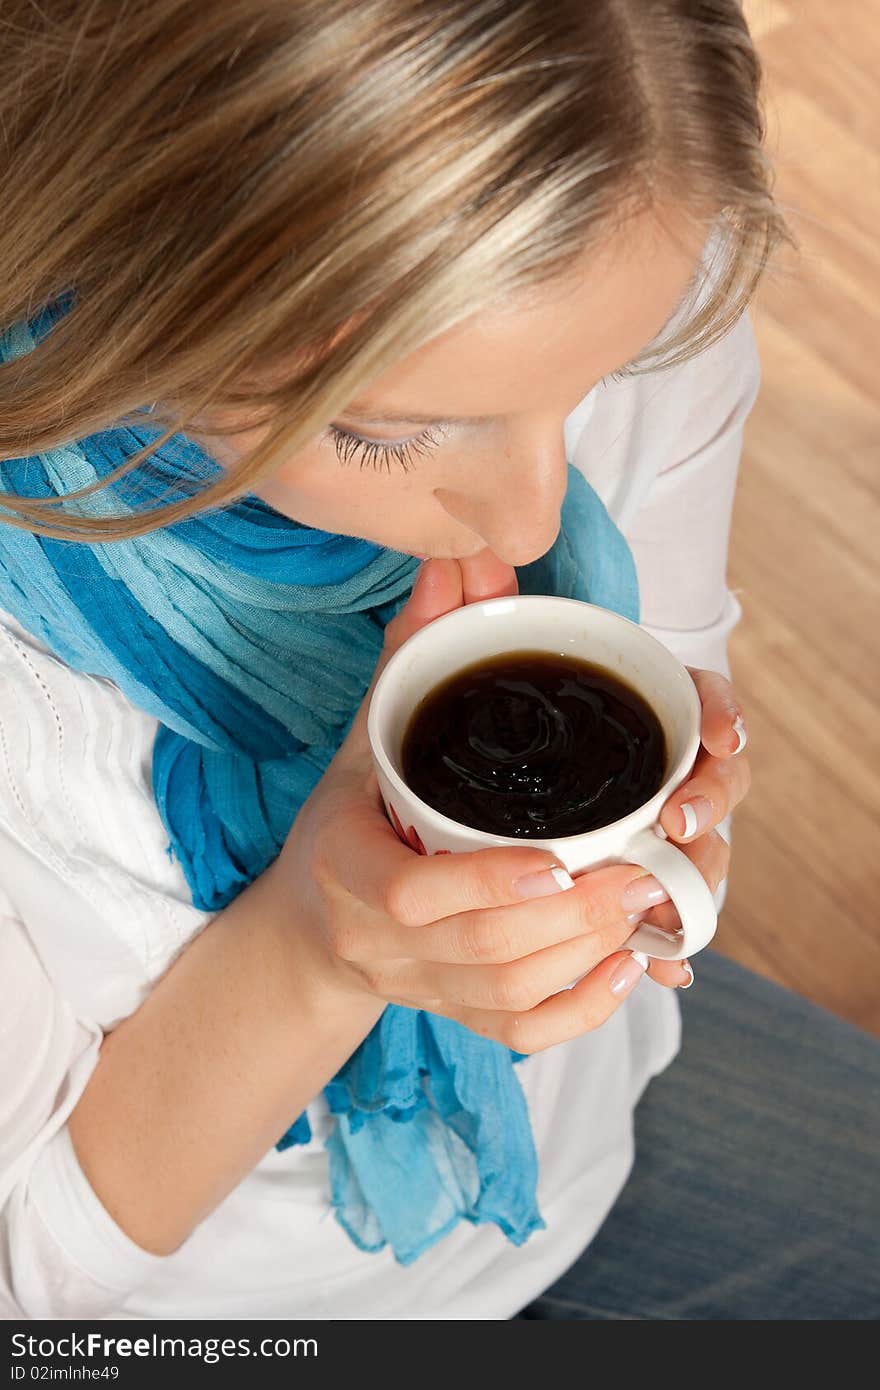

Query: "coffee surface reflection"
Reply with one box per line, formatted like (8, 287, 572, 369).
(401, 650, 666, 838)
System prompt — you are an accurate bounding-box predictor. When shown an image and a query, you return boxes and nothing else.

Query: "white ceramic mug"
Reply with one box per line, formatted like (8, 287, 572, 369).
(367, 595, 717, 961)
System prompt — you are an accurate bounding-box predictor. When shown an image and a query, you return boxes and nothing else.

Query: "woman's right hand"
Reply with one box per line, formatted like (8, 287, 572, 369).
(266, 552, 702, 1055)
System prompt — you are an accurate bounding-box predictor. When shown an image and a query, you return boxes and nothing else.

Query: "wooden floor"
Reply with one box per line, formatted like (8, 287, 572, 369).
(714, 1, 880, 1034)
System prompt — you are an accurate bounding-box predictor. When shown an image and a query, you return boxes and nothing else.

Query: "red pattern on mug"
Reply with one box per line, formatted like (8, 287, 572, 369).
(388, 802, 450, 856)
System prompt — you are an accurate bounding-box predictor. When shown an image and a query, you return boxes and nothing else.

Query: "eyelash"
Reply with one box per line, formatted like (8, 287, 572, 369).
(328, 424, 443, 473)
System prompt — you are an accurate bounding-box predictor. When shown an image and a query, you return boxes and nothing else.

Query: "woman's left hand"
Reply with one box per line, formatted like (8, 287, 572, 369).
(429, 555, 750, 995)
(645, 667, 750, 990)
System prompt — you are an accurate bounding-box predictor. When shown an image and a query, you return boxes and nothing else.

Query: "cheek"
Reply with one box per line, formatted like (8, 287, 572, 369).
(255, 445, 437, 533)
(283, 453, 417, 512)
(294, 437, 446, 502)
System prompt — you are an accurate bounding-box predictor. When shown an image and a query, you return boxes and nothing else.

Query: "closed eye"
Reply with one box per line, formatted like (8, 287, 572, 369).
(327, 423, 444, 473)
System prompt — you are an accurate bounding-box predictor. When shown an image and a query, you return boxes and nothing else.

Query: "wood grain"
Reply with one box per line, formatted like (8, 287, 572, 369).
(716, 2, 880, 1033)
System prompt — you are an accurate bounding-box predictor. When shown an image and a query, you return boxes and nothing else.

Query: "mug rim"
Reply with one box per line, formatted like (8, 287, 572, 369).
(367, 594, 702, 847)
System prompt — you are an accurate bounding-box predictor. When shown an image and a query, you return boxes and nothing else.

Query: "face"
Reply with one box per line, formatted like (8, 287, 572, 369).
(195, 207, 703, 568)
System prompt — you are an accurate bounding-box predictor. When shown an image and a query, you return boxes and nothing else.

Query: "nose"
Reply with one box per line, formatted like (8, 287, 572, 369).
(434, 417, 568, 567)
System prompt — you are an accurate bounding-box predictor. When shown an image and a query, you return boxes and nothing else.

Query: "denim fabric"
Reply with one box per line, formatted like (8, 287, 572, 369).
(519, 951, 880, 1320)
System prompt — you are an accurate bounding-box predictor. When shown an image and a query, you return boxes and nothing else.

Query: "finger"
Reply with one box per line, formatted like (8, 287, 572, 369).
(642, 830, 729, 986)
(382, 558, 464, 655)
(457, 548, 519, 605)
(659, 747, 751, 841)
(641, 828, 728, 948)
(327, 799, 569, 923)
(430, 948, 650, 1053)
(355, 859, 666, 965)
(380, 913, 640, 1012)
(646, 956, 694, 989)
(333, 817, 663, 945)
(687, 667, 749, 759)
(671, 827, 731, 893)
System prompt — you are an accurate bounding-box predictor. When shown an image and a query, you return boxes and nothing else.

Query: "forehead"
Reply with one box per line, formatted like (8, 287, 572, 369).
(346, 205, 703, 423)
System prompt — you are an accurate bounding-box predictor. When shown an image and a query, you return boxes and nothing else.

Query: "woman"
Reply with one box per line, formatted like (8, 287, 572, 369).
(0, 0, 875, 1320)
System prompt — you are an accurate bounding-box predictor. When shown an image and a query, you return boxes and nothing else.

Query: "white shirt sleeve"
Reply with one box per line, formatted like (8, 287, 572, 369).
(0, 615, 208, 1319)
(570, 311, 760, 679)
(0, 912, 167, 1319)
(626, 314, 759, 678)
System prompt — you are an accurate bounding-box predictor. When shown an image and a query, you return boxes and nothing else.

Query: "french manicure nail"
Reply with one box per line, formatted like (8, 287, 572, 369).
(679, 960, 695, 989)
(514, 865, 575, 899)
(679, 795, 713, 840)
(731, 714, 748, 755)
(609, 950, 649, 997)
(621, 873, 669, 913)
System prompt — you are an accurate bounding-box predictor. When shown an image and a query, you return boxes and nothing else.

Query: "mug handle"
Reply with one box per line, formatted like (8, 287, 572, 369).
(621, 825, 718, 961)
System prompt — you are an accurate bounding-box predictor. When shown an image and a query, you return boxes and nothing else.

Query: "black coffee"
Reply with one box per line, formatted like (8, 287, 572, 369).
(401, 650, 666, 838)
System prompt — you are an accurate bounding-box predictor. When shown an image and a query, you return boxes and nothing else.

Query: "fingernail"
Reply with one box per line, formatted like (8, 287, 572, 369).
(514, 865, 575, 899)
(609, 950, 649, 997)
(621, 873, 669, 913)
(678, 960, 695, 989)
(731, 714, 748, 756)
(678, 795, 713, 840)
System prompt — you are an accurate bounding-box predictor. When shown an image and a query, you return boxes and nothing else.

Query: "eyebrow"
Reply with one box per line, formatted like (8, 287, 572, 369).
(339, 398, 483, 427)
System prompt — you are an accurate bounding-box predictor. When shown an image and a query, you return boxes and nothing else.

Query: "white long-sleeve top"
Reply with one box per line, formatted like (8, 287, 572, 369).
(0, 314, 758, 1320)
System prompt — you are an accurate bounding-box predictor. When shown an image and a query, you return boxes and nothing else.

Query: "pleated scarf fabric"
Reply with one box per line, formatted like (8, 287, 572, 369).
(0, 312, 638, 1263)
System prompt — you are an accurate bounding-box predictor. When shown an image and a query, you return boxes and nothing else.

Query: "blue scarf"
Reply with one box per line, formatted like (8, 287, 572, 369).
(0, 313, 638, 1264)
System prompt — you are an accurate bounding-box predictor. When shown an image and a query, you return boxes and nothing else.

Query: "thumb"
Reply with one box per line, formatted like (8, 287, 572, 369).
(382, 548, 519, 654)
(381, 558, 465, 659)
(336, 559, 465, 769)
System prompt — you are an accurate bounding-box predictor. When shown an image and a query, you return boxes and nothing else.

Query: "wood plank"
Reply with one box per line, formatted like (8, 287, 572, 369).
(743, 0, 794, 41)
(713, 0, 880, 1036)
(729, 462, 879, 711)
(759, 1, 880, 144)
(718, 811, 880, 1034)
(748, 313, 880, 498)
(730, 604, 880, 824)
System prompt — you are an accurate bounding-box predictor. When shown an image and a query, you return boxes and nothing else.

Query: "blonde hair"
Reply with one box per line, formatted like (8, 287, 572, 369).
(0, 0, 789, 541)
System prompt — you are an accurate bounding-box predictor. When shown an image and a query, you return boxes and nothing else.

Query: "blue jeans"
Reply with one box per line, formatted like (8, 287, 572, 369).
(519, 951, 880, 1320)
